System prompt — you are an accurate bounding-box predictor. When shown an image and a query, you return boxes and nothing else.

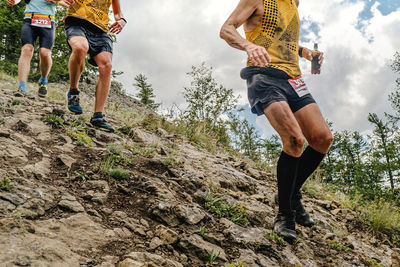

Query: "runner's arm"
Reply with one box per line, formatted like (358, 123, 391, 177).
(220, 0, 271, 66)
(6, 0, 16, 6)
(299, 46, 324, 65)
(110, 0, 126, 34)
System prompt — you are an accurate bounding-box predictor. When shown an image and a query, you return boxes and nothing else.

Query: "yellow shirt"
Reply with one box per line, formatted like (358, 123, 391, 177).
(67, 0, 112, 32)
(245, 0, 301, 78)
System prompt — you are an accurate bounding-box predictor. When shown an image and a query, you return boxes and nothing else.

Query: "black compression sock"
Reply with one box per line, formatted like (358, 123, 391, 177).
(69, 88, 79, 95)
(293, 146, 325, 198)
(277, 151, 300, 212)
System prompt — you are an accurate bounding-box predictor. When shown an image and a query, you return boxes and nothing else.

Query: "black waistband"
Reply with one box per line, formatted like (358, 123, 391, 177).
(65, 16, 104, 33)
(240, 66, 292, 80)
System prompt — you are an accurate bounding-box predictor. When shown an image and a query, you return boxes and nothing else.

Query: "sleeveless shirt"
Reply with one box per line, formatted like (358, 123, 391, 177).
(67, 0, 112, 32)
(245, 0, 301, 78)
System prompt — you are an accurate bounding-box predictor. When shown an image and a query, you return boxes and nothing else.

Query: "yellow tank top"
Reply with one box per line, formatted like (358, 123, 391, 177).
(67, 0, 112, 32)
(245, 0, 301, 78)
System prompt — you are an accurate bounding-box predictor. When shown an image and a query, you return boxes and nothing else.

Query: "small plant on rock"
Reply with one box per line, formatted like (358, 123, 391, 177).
(208, 250, 220, 265)
(199, 226, 207, 238)
(204, 191, 249, 225)
(45, 114, 64, 129)
(329, 240, 352, 252)
(265, 231, 286, 246)
(12, 99, 21, 106)
(110, 167, 131, 180)
(107, 143, 124, 155)
(0, 177, 10, 191)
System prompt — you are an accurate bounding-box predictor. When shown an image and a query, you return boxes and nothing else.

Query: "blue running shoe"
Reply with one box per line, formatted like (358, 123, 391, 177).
(66, 91, 82, 114)
(90, 115, 115, 132)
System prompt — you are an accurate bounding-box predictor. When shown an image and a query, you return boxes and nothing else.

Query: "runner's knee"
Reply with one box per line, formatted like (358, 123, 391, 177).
(72, 43, 89, 59)
(21, 45, 34, 57)
(39, 49, 51, 59)
(283, 135, 304, 157)
(98, 61, 112, 75)
(308, 131, 333, 149)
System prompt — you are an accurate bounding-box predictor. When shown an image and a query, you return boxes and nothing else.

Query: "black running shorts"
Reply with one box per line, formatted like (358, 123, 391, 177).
(64, 17, 113, 67)
(241, 66, 316, 116)
(21, 19, 56, 50)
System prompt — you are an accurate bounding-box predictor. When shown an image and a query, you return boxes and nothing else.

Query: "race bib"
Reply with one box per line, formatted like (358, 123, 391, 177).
(288, 76, 309, 97)
(31, 15, 52, 28)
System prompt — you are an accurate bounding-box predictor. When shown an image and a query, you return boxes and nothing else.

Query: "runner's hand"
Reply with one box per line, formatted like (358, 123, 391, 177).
(302, 47, 324, 66)
(6, 0, 16, 6)
(110, 19, 126, 34)
(245, 43, 271, 67)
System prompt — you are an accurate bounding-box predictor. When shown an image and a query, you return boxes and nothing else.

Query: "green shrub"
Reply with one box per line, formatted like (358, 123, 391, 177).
(204, 191, 249, 225)
(110, 167, 131, 180)
(0, 177, 10, 191)
(45, 114, 64, 129)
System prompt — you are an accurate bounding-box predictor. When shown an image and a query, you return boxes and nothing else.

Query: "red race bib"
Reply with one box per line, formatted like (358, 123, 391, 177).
(288, 76, 310, 97)
(31, 15, 52, 28)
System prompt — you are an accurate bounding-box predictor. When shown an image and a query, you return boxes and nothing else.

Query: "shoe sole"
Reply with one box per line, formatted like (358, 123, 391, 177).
(65, 92, 83, 115)
(38, 93, 47, 98)
(90, 123, 115, 133)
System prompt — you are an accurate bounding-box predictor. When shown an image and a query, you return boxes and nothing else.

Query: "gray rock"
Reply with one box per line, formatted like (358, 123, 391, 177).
(58, 195, 85, 213)
(123, 252, 183, 267)
(155, 225, 179, 245)
(179, 234, 227, 261)
(175, 204, 205, 225)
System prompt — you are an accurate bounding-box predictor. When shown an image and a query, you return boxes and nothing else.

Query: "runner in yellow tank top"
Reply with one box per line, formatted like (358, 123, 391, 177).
(220, 0, 333, 243)
(67, 0, 112, 32)
(64, 0, 127, 132)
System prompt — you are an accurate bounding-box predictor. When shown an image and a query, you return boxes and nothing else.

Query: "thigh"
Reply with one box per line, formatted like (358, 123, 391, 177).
(21, 21, 37, 47)
(264, 101, 304, 156)
(38, 22, 56, 50)
(294, 103, 331, 146)
(93, 51, 112, 66)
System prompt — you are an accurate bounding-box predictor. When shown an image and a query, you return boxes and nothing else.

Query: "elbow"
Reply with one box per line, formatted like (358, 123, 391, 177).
(219, 26, 227, 40)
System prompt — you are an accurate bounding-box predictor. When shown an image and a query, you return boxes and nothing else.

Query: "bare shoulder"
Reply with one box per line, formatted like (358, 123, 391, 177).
(242, 0, 264, 30)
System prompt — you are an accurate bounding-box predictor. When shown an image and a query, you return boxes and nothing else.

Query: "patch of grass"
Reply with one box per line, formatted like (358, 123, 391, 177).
(362, 199, 400, 234)
(127, 144, 156, 158)
(241, 240, 261, 251)
(75, 171, 89, 184)
(67, 117, 94, 147)
(107, 143, 124, 155)
(110, 167, 131, 180)
(204, 191, 249, 225)
(208, 250, 220, 265)
(199, 226, 207, 238)
(329, 240, 351, 252)
(0, 177, 10, 191)
(12, 99, 21, 106)
(67, 129, 93, 147)
(224, 263, 245, 267)
(161, 156, 184, 167)
(265, 231, 286, 246)
(101, 155, 117, 174)
(362, 258, 383, 267)
(45, 114, 64, 129)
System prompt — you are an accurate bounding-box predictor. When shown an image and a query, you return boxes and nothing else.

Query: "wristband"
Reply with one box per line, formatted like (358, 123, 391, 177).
(119, 18, 127, 24)
(298, 47, 303, 58)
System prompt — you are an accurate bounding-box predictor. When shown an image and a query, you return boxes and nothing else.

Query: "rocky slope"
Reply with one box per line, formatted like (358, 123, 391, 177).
(0, 74, 399, 267)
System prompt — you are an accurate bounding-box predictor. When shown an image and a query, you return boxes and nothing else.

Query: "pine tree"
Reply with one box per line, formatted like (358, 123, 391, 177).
(134, 74, 160, 110)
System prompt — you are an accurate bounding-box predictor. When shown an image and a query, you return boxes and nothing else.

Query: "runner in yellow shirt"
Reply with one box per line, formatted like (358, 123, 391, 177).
(64, 0, 126, 132)
(220, 0, 333, 242)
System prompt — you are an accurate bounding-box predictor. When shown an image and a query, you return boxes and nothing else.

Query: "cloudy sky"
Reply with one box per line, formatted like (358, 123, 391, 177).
(112, 0, 400, 137)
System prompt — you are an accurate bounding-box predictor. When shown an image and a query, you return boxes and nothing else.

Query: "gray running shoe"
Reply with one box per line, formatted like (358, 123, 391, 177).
(14, 88, 26, 97)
